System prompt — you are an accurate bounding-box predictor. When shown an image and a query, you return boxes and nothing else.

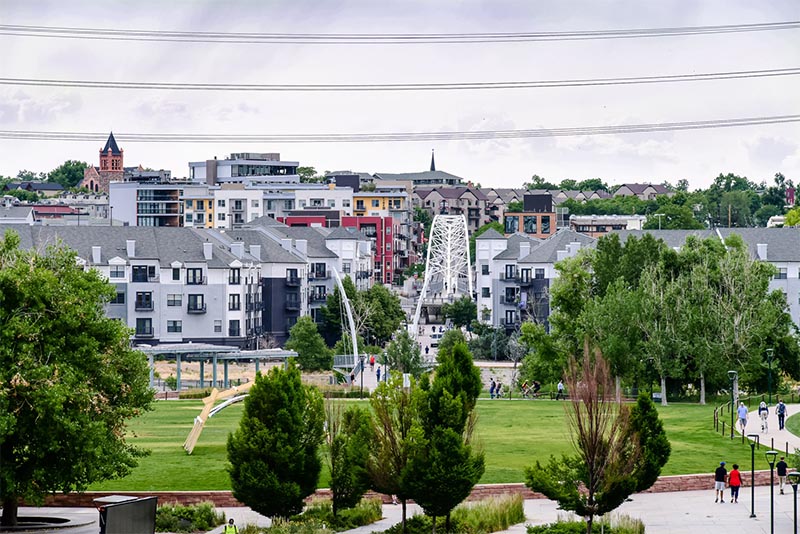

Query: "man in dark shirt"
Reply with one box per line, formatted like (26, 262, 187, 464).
(777, 456, 789, 495)
(714, 461, 727, 503)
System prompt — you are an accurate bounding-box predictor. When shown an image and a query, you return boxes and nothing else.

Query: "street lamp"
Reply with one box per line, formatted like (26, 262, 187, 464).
(767, 348, 774, 405)
(747, 434, 759, 518)
(766, 450, 779, 534)
(728, 370, 738, 439)
(789, 471, 800, 534)
(359, 353, 365, 399)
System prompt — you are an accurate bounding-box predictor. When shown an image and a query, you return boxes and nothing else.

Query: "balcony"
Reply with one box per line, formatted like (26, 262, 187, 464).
(187, 276, 206, 285)
(285, 299, 301, 311)
(229, 328, 242, 337)
(285, 275, 300, 286)
(187, 303, 207, 314)
(308, 272, 330, 280)
(229, 303, 241, 311)
(134, 300, 154, 311)
(130, 274, 158, 283)
(229, 276, 241, 285)
(310, 293, 328, 303)
(134, 327, 154, 338)
(515, 275, 533, 287)
(504, 295, 519, 305)
(500, 272, 517, 283)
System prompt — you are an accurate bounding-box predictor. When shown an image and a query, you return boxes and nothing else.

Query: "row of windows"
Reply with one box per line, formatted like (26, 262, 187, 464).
(136, 318, 243, 335)
(111, 266, 248, 285)
(504, 215, 553, 235)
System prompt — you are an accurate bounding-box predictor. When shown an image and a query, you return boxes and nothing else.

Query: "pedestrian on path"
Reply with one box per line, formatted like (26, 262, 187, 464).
(496, 381, 503, 399)
(376, 367, 381, 382)
(737, 401, 748, 433)
(758, 401, 769, 433)
(714, 461, 727, 503)
(350, 371, 356, 385)
(489, 378, 496, 399)
(556, 380, 565, 400)
(224, 518, 238, 534)
(777, 456, 789, 495)
(728, 464, 742, 503)
(777, 399, 788, 430)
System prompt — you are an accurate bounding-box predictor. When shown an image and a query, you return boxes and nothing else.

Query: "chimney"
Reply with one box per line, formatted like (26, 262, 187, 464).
(203, 242, 213, 260)
(757, 243, 768, 260)
(568, 242, 581, 257)
(126, 239, 135, 258)
(280, 238, 292, 251)
(249, 244, 261, 261)
(519, 242, 530, 260)
(296, 239, 308, 255)
(92, 246, 101, 264)
(231, 242, 245, 259)
(556, 250, 567, 262)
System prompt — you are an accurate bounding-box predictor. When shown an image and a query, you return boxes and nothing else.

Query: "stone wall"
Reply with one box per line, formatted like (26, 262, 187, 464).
(38, 470, 777, 508)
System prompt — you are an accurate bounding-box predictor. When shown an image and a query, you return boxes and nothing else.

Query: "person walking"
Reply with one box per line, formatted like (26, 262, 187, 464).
(737, 401, 748, 433)
(224, 518, 238, 534)
(496, 381, 503, 399)
(714, 461, 727, 503)
(556, 380, 565, 400)
(369, 354, 375, 371)
(777, 456, 789, 495)
(425, 345, 430, 356)
(489, 378, 496, 399)
(376, 367, 381, 382)
(758, 401, 769, 433)
(777, 399, 788, 430)
(728, 464, 742, 503)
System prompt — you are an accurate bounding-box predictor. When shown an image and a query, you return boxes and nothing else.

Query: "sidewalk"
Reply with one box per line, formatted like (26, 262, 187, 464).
(734, 402, 800, 453)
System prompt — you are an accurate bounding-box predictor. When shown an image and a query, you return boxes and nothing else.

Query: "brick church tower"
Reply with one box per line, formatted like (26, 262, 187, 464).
(80, 132, 124, 194)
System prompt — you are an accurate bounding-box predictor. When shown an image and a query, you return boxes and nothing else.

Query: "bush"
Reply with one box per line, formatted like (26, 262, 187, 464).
(318, 388, 365, 399)
(527, 514, 645, 534)
(179, 388, 213, 399)
(299, 498, 382, 531)
(155, 502, 225, 533)
(451, 494, 525, 533)
(265, 517, 335, 534)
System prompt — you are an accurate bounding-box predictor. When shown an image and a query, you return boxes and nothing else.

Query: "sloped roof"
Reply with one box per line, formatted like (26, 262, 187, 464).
(0, 207, 34, 220)
(613, 229, 715, 249)
(519, 229, 597, 264)
(475, 228, 505, 240)
(494, 233, 542, 260)
(245, 215, 288, 228)
(222, 229, 305, 264)
(263, 225, 337, 258)
(101, 132, 122, 155)
(325, 227, 369, 241)
(374, 170, 465, 183)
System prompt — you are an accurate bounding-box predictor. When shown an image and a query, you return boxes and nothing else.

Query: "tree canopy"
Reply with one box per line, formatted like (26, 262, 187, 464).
(0, 230, 153, 526)
(285, 316, 333, 371)
(48, 160, 89, 188)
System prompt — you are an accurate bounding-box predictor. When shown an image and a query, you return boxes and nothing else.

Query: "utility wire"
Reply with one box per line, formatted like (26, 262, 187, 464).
(2, 115, 798, 144)
(1, 21, 798, 44)
(1, 67, 798, 92)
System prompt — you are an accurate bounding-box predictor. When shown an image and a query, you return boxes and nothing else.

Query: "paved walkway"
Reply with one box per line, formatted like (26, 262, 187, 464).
(734, 401, 800, 453)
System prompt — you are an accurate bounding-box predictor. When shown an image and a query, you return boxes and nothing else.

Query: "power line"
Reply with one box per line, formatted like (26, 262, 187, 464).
(2, 114, 798, 144)
(1, 21, 798, 44)
(2, 67, 798, 92)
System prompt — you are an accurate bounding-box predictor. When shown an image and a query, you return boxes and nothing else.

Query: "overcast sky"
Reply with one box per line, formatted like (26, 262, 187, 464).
(1, 0, 799, 189)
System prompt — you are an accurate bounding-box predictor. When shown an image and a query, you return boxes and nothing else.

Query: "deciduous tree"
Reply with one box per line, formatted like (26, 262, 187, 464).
(285, 316, 333, 371)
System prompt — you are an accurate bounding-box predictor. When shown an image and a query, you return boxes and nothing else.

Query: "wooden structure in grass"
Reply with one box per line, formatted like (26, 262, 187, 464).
(183, 381, 254, 454)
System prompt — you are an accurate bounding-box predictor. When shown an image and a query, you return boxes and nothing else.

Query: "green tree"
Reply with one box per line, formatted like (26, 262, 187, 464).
(364, 284, 405, 346)
(48, 160, 88, 188)
(643, 204, 704, 230)
(0, 231, 153, 526)
(526, 348, 639, 534)
(575, 178, 609, 192)
(327, 405, 375, 514)
(15, 169, 46, 181)
(5, 189, 39, 202)
(787, 206, 800, 227)
(298, 166, 325, 183)
(320, 276, 359, 346)
(227, 364, 325, 519)
(626, 394, 671, 492)
(384, 330, 424, 377)
(441, 295, 477, 329)
(285, 316, 333, 371)
(505, 200, 523, 213)
(519, 322, 564, 386)
(523, 174, 559, 190)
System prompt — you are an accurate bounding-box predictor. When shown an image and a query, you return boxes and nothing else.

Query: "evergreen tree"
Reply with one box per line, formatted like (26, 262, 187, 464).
(328, 405, 375, 514)
(285, 316, 333, 371)
(227, 365, 324, 518)
(627, 394, 671, 492)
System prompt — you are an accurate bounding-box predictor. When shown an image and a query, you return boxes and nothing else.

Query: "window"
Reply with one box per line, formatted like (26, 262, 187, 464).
(229, 268, 241, 285)
(251, 199, 259, 208)
(523, 216, 537, 234)
(167, 294, 182, 306)
(195, 213, 205, 224)
(218, 212, 226, 221)
(234, 200, 243, 211)
(196, 200, 205, 210)
(172, 267, 180, 281)
(187, 268, 204, 285)
(229, 319, 241, 337)
(131, 265, 149, 282)
(505, 264, 516, 280)
(343, 200, 351, 208)
(311, 198, 323, 207)
(185, 213, 193, 222)
(505, 287, 517, 303)
(328, 199, 336, 208)
(504, 310, 517, 325)
(135, 291, 153, 310)
(504, 216, 519, 234)
(229, 294, 241, 311)
(481, 264, 489, 275)
(214, 320, 222, 333)
(167, 320, 182, 333)
(186, 200, 193, 208)
(110, 265, 125, 278)
(534, 268, 545, 279)
(342, 261, 351, 274)
(372, 199, 380, 208)
(111, 291, 125, 304)
(541, 216, 551, 233)
(482, 287, 490, 298)
(284, 200, 294, 210)
(776, 267, 788, 280)
(217, 199, 226, 207)
(135, 318, 153, 336)
(356, 201, 365, 210)
(188, 294, 205, 312)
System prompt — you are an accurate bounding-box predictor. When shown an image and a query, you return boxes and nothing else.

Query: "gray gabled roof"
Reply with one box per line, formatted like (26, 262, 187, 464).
(221, 229, 305, 264)
(263, 225, 337, 258)
(245, 215, 288, 229)
(0, 206, 34, 220)
(494, 233, 542, 260)
(520, 229, 597, 264)
(374, 170, 465, 183)
(475, 228, 505, 240)
(102, 132, 122, 155)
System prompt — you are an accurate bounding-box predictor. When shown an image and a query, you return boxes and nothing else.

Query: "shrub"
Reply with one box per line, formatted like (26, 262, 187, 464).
(451, 494, 525, 533)
(526, 514, 645, 534)
(179, 388, 213, 399)
(266, 517, 335, 534)
(299, 498, 382, 531)
(155, 502, 225, 533)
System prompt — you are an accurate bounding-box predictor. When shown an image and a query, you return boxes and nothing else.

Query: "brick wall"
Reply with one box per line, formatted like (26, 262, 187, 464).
(37, 470, 777, 508)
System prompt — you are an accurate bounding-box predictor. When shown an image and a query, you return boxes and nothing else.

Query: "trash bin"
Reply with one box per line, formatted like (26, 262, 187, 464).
(93, 495, 157, 534)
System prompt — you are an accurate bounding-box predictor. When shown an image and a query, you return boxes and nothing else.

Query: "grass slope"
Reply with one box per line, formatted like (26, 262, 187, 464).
(90, 399, 755, 491)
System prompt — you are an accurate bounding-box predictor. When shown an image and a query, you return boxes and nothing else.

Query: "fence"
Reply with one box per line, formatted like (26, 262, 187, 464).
(712, 394, 797, 455)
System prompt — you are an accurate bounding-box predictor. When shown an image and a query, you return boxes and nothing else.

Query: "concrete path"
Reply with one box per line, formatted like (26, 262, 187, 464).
(735, 402, 800, 454)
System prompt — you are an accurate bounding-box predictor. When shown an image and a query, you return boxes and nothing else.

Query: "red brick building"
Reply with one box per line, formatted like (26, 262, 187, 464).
(80, 132, 124, 194)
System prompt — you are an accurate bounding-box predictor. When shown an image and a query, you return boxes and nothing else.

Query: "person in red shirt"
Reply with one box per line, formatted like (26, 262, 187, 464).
(728, 464, 742, 503)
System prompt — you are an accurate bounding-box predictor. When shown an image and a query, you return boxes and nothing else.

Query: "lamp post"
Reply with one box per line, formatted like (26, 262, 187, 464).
(766, 348, 774, 405)
(789, 471, 800, 534)
(359, 353, 365, 400)
(729, 370, 738, 439)
(766, 450, 779, 534)
(747, 434, 759, 518)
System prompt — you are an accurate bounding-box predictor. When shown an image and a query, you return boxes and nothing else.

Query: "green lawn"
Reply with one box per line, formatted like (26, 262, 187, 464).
(90, 398, 757, 491)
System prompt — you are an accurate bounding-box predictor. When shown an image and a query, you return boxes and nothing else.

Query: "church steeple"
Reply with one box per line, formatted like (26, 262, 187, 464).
(99, 132, 123, 172)
(430, 149, 436, 172)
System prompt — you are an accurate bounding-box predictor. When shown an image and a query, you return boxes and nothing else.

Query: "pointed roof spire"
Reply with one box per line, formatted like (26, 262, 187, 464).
(430, 149, 436, 171)
(102, 132, 121, 155)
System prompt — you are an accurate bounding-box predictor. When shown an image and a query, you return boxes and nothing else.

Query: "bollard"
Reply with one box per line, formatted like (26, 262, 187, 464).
(722, 421, 726, 436)
(771, 437, 774, 450)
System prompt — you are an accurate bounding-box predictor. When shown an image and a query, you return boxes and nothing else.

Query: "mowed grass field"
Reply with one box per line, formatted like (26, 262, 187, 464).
(90, 399, 757, 491)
